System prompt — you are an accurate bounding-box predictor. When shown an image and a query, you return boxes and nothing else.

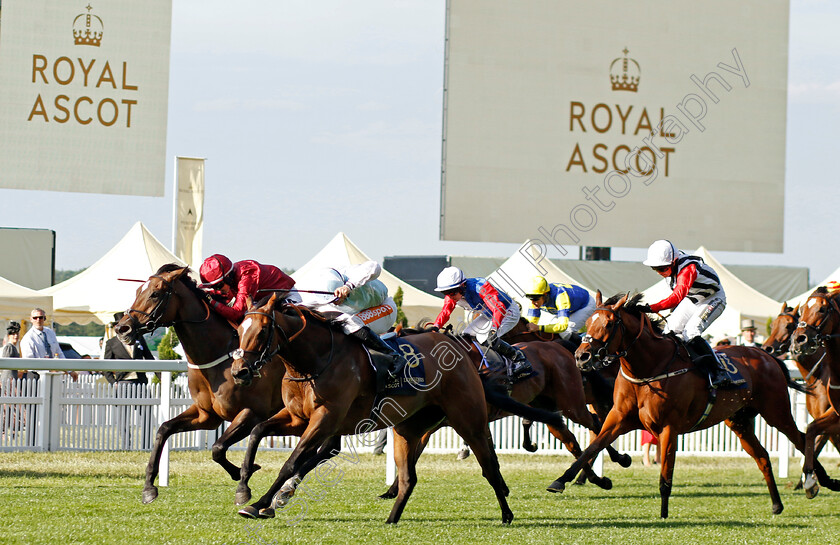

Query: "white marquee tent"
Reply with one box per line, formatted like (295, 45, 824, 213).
(40, 222, 185, 325)
(785, 265, 840, 309)
(642, 247, 782, 341)
(0, 275, 53, 321)
(292, 232, 450, 326)
(487, 240, 595, 313)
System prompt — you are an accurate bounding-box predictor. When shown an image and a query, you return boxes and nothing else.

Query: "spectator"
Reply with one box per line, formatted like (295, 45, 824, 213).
(1, 321, 21, 383)
(20, 308, 77, 381)
(740, 319, 761, 347)
(103, 312, 155, 450)
(641, 430, 660, 467)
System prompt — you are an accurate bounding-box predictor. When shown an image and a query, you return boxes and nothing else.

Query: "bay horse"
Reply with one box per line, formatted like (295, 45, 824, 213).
(549, 292, 837, 518)
(764, 303, 840, 474)
(115, 265, 288, 505)
(231, 293, 518, 524)
(791, 287, 840, 498)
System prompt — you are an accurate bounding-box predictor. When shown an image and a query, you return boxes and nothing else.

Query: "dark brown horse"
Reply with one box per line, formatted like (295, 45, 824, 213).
(503, 318, 620, 461)
(549, 292, 837, 518)
(791, 287, 840, 498)
(116, 265, 286, 505)
(377, 332, 625, 499)
(764, 302, 840, 474)
(231, 294, 518, 524)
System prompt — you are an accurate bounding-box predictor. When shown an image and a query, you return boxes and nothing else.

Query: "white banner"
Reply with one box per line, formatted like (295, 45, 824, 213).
(175, 157, 205, 270)
(441, 0, 788, 253)
(0, 0, 172, 196)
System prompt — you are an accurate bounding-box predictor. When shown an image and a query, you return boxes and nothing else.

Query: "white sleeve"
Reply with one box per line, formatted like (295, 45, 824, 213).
(342, 261, 381, 290)
(20, 333, 38, 358)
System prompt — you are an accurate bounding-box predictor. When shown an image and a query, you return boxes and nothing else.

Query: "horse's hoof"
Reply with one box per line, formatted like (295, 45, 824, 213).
(141, 486, 158, 504)
(546, 479, 566, 493)
(772, 503, 783, 515)
(805, 486, 819, 500)
(793, 479, 804, 491)
(271, 490, 294, 509)
(593, 477, 612, 490)
(457, 448, 471, 460)
(235, 485, 252, 506)
(501, 510, 514, 525)
(616, 454, 632, 468)
(378, 490, 397, 500)
(522, 442, 538, 453)
(238, 506, 260, 519)
(573, 476, 586, 486)
(257, 507, 275, 519)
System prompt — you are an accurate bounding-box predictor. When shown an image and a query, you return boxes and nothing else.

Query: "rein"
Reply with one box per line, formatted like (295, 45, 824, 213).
(127, 273, 211, 332)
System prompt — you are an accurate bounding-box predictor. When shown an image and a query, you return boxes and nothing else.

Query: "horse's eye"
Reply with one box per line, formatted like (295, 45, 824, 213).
(150, 291, 162, 299)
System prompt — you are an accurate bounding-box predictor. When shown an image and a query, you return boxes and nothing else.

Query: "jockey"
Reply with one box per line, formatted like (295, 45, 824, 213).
(523, 276, 596, 342)
(433, 266, 536, 380)
(639, 240, 731, 388)
(199, 254, 298, 323)
(296, 261, 405, 372)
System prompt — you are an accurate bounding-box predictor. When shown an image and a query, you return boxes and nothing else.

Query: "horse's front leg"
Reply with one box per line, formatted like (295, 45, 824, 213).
(658, 427, 678, 519)
(143, 404, 222, 504)
(239, 407, 341, 519)
(213, 409, 262, 482)
(547, 407, 635, 493)
(803, 408, 840, 498)
(236, 408, 307, 506)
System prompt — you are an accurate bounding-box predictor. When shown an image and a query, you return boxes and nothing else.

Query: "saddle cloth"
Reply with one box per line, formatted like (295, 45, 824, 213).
(365, 335, 426, 395)
(713, 352, 748, 389)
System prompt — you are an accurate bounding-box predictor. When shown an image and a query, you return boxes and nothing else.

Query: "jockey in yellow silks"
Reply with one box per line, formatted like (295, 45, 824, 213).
(523, 276, 596, 340)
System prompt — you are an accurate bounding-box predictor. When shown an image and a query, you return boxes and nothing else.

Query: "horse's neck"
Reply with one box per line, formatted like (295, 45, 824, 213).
(172, 297, 234, 372)
(275, 311, 346, 375)
(622, 317, 678, 377)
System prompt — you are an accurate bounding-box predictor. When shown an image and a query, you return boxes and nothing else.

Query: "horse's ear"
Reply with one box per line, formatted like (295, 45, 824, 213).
(613, 293, 629, 310)
(793, 303, 800, 316)
(595, 290, 603, 307)
(175, 267, 191, 280)
(245, 295, 254, 309)
(781, 302, 788, 314)
(267, 292, 278, 310)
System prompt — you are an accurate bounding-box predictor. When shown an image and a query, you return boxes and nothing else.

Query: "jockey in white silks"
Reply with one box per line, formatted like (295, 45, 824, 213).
(296, 261, 404, 369)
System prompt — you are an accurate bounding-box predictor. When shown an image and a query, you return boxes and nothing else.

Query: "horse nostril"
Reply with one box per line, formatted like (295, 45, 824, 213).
(763, 345, 773, 353)
(794, 334, 808, 345)
(115, 324, 131, 336)
(578, 351, 591, 363)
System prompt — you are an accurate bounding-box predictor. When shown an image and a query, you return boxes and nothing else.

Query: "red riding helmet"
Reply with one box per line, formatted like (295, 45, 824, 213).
(199, 254, 234, 287)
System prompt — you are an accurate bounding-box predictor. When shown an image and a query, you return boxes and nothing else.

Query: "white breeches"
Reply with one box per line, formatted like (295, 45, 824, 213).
(312, 296, 397, 335)
(563, 294, 598, 340)
(664, 292, 726, 341)
(464, 304, 521, 343)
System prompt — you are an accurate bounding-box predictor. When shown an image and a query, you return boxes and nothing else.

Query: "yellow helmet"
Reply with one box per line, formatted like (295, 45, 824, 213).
(526, 276, 550, 296)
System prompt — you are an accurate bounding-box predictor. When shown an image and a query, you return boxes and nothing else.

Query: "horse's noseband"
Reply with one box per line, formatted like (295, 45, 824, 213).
(126, 274, 175, 333)
(580, 312, 627, 369)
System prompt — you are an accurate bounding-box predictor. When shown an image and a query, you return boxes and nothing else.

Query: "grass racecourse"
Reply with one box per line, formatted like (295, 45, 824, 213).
(0, 449, 838, 545)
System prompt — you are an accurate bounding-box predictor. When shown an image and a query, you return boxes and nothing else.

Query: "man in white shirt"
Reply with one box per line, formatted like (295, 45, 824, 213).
(20, 308, 77, 381)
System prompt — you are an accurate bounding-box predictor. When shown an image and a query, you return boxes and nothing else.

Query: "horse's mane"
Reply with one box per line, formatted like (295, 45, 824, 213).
(154, 263, 208, 302)
(602, 292, 667, 335)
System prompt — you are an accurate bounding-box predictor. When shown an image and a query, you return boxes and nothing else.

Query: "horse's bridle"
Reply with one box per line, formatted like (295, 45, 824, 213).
(580, 307, 645, 369)
(797, 294, 840, 348)
(765, 311, 798, 356)
(126, 273, 210, 333)
(233, 304, 334, 382)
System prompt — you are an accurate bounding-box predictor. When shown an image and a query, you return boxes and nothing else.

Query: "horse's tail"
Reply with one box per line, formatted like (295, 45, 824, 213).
(480, 377, 567, 429)
(582, 370, 614, 413)
(769, 353, 810, 394)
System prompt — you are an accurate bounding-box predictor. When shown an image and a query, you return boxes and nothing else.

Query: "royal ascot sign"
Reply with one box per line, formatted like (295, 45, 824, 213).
(441, 0, 789, 253)
(0, 1, 172, 196)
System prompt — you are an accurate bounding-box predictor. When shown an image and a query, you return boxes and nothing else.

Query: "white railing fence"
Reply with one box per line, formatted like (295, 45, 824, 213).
(2, 358, 837, 484)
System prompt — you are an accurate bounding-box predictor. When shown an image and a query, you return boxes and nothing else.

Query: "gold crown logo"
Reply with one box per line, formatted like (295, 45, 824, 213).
(610, 48, 640, 92)
(73, 4, 104, 47)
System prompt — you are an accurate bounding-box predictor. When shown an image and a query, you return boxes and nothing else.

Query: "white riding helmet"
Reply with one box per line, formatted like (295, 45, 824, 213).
(435, 266, 466, 292)
(642, 239, 677, 267)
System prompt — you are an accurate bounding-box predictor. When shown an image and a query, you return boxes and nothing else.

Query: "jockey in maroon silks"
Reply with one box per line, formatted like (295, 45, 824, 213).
(198, 254, 297, 323)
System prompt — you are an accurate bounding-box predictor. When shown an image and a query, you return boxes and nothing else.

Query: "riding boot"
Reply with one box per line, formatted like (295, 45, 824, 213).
(489, 337, 537, 381)
(351, 326, 406, 377)
(687, 336, 733, 389)
(559, 331, 583, 352)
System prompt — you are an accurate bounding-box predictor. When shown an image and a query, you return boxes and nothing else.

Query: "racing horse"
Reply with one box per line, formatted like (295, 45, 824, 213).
(116, 265, 290, 505)
(231, 293, 533, 524)
(791, 287, 840, 498)
(764, 302, 840, 475)
(376, 329, 628, 499)
(503, 318, 620, 460)
(548, 292, 838, 518)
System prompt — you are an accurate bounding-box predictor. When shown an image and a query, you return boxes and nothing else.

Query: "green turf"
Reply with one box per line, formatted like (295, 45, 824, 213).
(0, 449, 837, 544)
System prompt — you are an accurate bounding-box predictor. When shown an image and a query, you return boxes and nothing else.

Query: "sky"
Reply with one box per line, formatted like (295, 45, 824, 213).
(1, 0, 839, 284)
